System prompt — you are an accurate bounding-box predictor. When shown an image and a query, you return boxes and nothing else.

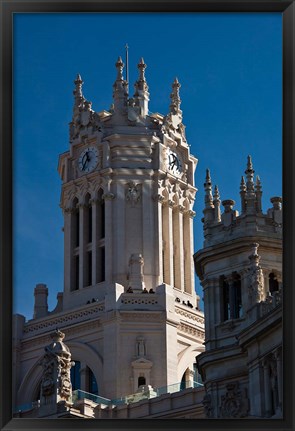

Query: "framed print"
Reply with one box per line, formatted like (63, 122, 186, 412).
(1, 1, 294, 431)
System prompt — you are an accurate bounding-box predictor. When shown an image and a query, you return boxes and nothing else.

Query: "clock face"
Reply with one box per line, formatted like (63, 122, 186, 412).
(167, 149, 182, 175)
(78, 147, 99, 173)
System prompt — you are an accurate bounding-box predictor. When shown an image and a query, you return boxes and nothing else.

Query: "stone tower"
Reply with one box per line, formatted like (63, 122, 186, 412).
(194, 157, 282, 418)
(14, 58, 204, 408)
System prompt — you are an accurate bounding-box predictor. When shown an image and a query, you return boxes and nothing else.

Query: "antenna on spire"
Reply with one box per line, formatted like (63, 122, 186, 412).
(125, 43, 129, 84)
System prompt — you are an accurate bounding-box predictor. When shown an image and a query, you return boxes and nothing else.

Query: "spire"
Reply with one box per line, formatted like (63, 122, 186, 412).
(169, 77, 182, 115)
(244, 155, 256, 214)
(138, 58, 147, 85)
(113, 56, 128, 114)
(133, 57, 149, 117)
(213, 185, 221, 222)
(245, 155, 255, 194)
(255, 175, 263, 213)
(240, 176, 246, 214)
(203, 169, 215, 226)
(204, 169, 214, 209)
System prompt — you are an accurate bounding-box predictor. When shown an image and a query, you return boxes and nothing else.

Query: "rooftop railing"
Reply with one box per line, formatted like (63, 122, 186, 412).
(14, 380, 204, 413)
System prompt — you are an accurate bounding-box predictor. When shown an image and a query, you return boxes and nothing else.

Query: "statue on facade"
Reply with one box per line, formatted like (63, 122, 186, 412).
(38, 329, 74, 415)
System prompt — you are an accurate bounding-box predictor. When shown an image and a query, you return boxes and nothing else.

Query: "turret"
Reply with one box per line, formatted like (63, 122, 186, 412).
(113, 56, 128, 114)
(133, 58, 149, 117)
(200, 156, 282, 247)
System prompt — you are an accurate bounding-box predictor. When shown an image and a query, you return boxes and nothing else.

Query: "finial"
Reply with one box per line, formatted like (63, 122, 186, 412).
(240, 176, 246, 214)
(74, 74, 82, 85)
(245, 155, 255, 195)
(204, 169, 213, 209)
(247, 155, 253, 172)
(170, 77, 182, 114)
(133, 57, 149, 117)
(205, 168, 211, 184)
(256, 175, 262, 191)
(213, 184, 220, 200)
(113, 56, 128, 112)
(50, 329, 65, 342)
(115, 56, 124, 81)
(240, 176, 246, 192)
(73, 74, 83, 99)
(213, 185, 221, 222)
(137, 58, 147, 86)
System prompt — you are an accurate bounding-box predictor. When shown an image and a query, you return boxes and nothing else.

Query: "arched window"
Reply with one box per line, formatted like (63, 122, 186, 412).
(220, 273, 242, 321)
(70, 361, 81, 391)
(269, 273, 279, 294)
(220, 275, 230, 321)
(138, 376, 146, 387)
(88, 368, 98, 395)
(232, 273, 242, 319)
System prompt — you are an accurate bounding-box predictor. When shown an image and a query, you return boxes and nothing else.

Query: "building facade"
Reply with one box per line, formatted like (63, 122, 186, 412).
(13, 57, 205, 415)
(194, 161, 282, 418)
(13, 57, 282, 420)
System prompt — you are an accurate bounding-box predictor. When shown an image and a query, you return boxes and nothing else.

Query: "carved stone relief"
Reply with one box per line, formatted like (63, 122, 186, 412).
(202, 394, 214, 418)
(219, 382, 249, 418)
(126, 182, 141, 206)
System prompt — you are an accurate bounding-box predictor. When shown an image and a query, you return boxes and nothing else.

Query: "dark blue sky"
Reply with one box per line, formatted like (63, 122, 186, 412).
(14, 12, 282, 318)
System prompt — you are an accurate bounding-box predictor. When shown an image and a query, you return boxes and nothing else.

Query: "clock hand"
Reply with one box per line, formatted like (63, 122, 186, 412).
(82, 152, 89, 170)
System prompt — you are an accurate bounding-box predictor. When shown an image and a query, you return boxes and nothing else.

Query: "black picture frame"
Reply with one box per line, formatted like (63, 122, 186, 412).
(1, 1, 294, 430)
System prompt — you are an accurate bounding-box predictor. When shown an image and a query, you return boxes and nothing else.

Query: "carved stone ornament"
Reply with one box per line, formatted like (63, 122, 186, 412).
(248, 243, 265, 305)
(39, 329, 74, 404)
(126, 182, 141, 206)
(202, 394, 214, 418)
(219, 382, 249, 418)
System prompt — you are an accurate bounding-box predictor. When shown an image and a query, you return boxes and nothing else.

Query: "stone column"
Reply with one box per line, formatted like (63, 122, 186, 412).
(262, 359, 272, 417)
(78, 203, 86, 289)
(64, 208, 73, 293)
(142, 180, 154, 287)
(162, 200, 174, 286)
(90, 198, 98, 285)
(155, 194, 164, 284)
(172, 204, 183, 290)
(103, 192, 114, 284)
(183, 210, 195, 294)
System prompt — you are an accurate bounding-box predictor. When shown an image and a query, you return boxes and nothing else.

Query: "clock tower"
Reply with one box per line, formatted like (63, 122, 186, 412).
(58, 60, 199, 311)
(14, 57, 204, 407)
